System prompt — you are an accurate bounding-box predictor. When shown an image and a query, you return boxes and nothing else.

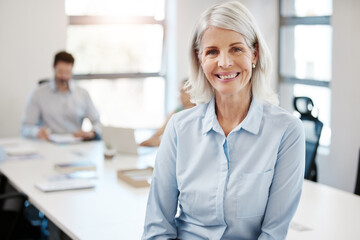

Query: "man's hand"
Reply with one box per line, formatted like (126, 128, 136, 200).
(37, 127, 50, 140)
(73, 130, 96, 140)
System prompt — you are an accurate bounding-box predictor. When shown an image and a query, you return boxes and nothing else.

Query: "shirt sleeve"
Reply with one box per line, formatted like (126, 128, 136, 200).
(142, 116, 179, 240)
(258, 118, 305, 240)
(83, 90, 101, 135)
(21, 90, 41, 138)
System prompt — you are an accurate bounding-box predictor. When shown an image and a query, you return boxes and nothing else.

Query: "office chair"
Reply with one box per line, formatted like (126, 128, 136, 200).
(355, 148, 360, 195)
(38, 79, 49, 85)
(0, 174, 43, 239)
(293, 96, 323, 182)
(0, 191, 30, 240)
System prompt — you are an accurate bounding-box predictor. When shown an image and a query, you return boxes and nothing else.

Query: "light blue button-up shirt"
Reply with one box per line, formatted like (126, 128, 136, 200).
(21, 79, 101, 138)
(143, 97, 305, 240)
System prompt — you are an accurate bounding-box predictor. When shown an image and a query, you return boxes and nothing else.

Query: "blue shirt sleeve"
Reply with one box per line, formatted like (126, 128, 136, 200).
(83, 90, 101, 135)
(21, 90, 41, 138)
(142, 116, 179, 239)
(258, 118, 305, 239)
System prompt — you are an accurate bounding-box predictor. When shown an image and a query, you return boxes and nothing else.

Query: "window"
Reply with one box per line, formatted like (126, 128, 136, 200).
(65, 0, 166, 128)
(279, 0, 332, 146)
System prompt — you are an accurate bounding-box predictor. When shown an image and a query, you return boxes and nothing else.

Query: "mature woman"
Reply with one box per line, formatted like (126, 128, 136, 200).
(142, 2, 305, 240)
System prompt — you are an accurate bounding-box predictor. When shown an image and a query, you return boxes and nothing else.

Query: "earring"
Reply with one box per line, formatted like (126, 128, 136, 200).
(252, 63, 256, 69)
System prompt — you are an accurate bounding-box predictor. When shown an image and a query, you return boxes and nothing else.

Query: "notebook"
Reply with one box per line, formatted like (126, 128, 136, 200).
(35, 179, 96, 192)
(48, 134, 83, 144)
(101, 126, 140, 155)
(54, 161, 97, 173)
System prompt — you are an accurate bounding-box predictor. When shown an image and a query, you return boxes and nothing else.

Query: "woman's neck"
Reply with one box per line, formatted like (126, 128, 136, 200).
(215, 89, 252, 136)
(184, 102, 196, 109)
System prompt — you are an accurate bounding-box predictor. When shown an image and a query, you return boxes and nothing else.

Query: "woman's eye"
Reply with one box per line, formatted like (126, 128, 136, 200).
(205, 49, 218, 56)
(232, 47, 242, 53)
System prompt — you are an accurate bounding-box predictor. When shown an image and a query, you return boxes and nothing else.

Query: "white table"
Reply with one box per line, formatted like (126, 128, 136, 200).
(1, 138, 360, 240)
(287, 180, 360, 240)
(0, 138, 151, 240)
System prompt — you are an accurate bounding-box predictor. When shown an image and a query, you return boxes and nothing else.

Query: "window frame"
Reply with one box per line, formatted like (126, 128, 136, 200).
(278, 0, 332, 147)
(278, 2, 331, 88)
(67, 10, 167, 80)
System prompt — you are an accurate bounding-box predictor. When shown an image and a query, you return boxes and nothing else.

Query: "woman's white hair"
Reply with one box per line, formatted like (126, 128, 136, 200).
(186, 1, 279, 105)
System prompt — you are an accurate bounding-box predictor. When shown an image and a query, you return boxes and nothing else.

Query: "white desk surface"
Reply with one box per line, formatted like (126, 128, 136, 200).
(287, 180, 360, 240)
(0, 138, 151, 240)
(1, 138, 360, 240)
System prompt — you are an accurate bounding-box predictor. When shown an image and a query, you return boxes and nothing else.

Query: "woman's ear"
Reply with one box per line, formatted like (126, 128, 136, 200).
(252, 43, 259, 65)
(195, 50, 202, 64)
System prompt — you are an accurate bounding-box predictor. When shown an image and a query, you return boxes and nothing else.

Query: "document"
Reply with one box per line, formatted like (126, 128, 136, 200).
(35, 179, 96, 192)
(45, 171, 98, 181)
(54, 161, 97, 173)
(0, 142, 42, 161)
(49, 134, 83, 144)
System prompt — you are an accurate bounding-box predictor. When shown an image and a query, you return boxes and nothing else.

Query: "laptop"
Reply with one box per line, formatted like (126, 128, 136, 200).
(101, 126, 157, 156)
(101, 126, 139, 155)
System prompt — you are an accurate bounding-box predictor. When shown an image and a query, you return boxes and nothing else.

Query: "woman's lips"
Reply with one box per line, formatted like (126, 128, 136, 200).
(215, 72, 240, 82)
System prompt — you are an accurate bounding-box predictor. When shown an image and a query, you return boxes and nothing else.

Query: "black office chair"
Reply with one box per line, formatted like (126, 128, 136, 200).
(293, 96, 323, 182)
(0, 173, 44, 239)
(38, 79, 49, 85)
(355, 148, 360, 196)
(0, 191, 28, 240)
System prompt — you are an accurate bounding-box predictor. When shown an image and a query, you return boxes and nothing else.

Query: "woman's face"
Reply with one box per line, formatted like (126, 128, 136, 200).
(199, 27, 257, 98)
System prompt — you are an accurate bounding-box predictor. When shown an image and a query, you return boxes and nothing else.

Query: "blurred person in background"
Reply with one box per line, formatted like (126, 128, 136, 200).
(21, 51, 101, 141)
(140, 79, 195, 147)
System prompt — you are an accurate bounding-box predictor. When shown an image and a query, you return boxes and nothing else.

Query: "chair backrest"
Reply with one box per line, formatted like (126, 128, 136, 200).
(0, 191, 28, 240)
(293, 96, 323, 182)
(38, 79, 49, 85)
(355, 148, 360, 195)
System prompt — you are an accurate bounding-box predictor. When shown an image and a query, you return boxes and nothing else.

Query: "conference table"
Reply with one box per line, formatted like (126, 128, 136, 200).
(0, 138, 360, 240)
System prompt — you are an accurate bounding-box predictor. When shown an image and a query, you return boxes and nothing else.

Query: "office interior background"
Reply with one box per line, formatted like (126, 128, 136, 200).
(0, 0, 359, 193)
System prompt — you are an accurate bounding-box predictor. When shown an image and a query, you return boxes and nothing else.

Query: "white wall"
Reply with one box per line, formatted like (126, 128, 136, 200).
(176, 0, 279, 91)
(1, 0, 358, 192)
(326, 0, 360, 192)
(0, 0, 278, 137)
(0, 0, 66, 138)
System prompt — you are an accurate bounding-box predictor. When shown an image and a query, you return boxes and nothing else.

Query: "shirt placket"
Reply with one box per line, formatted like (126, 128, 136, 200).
(215, 133, 231, 236)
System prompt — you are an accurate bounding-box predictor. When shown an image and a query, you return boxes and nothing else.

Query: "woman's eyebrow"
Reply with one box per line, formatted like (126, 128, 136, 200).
(203, 46, 217, 49)
(229, 42, 245, 46)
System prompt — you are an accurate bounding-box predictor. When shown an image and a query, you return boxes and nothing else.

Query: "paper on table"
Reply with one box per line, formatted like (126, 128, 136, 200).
(4, 145, 38, 156)
(0, 143, 42, 161)
(35, 179, 96, 192)
(290, 222, 312, 232)
(45, 171, 98, 181)
(49, 134, 83, 144)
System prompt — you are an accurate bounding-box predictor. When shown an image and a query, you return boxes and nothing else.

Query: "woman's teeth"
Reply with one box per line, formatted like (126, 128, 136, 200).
(217, 73, 239, 79)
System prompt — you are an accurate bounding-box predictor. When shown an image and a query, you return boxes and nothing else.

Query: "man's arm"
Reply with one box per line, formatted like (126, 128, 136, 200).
(83, 90, 101, 139)
(21, 91, 43, 139)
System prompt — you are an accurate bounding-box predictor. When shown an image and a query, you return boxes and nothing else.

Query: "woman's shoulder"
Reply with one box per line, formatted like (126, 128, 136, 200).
(262, 101, 303, 129)
(171, 103, 208, 126)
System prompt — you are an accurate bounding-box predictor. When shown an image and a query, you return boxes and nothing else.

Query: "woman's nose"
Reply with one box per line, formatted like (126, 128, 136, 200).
(218, 52, 233, 68)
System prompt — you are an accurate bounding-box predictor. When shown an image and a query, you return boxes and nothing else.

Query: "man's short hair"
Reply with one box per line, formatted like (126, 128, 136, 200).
(53, 51, 75, 66)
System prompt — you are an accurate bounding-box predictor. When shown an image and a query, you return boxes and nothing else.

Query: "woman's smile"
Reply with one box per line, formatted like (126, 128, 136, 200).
(215, 72, 241, 82)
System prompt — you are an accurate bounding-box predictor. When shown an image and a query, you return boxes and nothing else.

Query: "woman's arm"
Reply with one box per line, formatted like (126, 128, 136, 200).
(258, 118, 305, 240)
(142, 116, 179, 240)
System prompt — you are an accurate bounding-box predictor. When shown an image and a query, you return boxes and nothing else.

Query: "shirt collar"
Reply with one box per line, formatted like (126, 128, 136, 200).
(202, 97, 221, 135)
(49, 78, 75, 93)
(202, 96, 263, 135)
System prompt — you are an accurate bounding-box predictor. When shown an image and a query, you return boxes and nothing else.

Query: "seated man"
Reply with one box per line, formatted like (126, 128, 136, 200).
(21, 51, 101, 140)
